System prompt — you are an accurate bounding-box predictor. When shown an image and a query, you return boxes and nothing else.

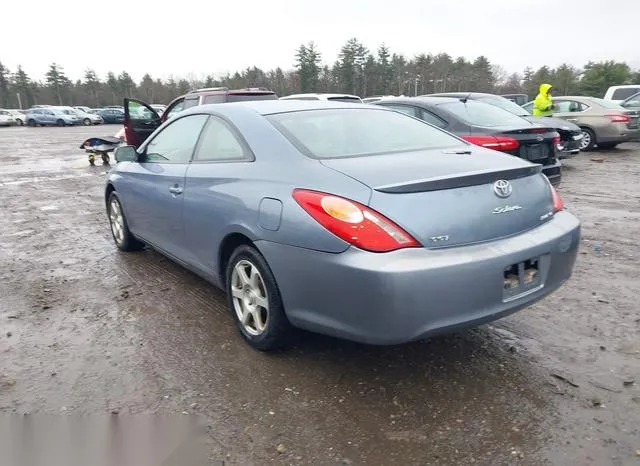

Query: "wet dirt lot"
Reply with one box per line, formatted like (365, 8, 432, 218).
(0, 125, 638, 465)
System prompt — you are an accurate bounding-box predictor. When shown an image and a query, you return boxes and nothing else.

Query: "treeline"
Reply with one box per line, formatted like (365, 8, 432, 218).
(1, 38, 639, 108)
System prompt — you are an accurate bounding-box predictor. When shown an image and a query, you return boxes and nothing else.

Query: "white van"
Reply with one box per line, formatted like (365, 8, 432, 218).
(604, 85, 640, 103)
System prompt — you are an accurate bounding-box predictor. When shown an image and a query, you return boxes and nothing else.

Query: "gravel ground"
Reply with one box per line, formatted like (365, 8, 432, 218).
(0, 125, 638, 465)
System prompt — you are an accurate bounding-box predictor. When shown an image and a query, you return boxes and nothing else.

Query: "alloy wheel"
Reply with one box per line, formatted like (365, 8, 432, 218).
(109, 199, 125, 245)
(579, 130, 591, 150)
(231, 260, 269, 336)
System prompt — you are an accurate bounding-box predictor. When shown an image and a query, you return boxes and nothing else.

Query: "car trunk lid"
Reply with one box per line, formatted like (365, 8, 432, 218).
(321, 148, 555, 249)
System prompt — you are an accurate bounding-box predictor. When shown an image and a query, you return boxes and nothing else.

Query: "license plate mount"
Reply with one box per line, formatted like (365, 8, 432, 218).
(503, 257, 543, 300)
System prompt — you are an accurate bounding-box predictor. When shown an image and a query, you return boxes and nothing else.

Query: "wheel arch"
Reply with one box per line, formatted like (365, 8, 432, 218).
(578, 124, 597, 141)
(105, 183, 116, 209)
(218, 230, 259, 287)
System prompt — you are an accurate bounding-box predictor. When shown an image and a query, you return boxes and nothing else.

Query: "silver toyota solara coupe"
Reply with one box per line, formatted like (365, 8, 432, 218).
(106, 100, 580, 351)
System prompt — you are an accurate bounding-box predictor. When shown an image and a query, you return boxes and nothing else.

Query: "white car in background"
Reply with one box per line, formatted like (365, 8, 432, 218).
(7, 109, 26, 125)
(280, 93, 363, 103)
(0, 109, 17, 126)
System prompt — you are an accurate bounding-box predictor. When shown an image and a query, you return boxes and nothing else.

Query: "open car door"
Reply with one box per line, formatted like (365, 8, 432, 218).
(124, 98, 162, 148)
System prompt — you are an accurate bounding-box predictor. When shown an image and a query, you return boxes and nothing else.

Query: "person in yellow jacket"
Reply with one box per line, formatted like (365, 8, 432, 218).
(533, 83, 555, 116)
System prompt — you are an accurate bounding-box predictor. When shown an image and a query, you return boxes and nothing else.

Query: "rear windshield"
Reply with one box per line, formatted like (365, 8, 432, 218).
(612, 88, 640, 101)
(267, 108, 461, 159)
(477, 96, 529, 116)
(439, 100, 529, 127)
(227, 94, 278, 102)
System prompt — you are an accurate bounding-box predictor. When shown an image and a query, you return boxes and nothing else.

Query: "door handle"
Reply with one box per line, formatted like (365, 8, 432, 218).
(567, 118, 578, 122)
(168, 185, 183, 195)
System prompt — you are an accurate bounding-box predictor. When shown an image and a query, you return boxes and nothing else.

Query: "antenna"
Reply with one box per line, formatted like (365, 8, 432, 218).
(459, 92, 472, 104)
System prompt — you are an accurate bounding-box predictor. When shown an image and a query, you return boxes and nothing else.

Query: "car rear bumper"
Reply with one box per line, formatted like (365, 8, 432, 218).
(541, 160, 562, 186)
(257, 210, 580, 345)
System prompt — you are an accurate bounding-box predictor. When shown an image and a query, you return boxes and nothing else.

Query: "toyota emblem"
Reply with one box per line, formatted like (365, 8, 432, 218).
(536, 135, 544, 142)
(493, 179, 512, 198)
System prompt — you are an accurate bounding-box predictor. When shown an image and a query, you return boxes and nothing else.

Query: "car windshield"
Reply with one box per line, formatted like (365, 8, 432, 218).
(477, 96, 529, 116)
(439, 100, 529, 127)
(267, 108, 461, 159)
(589, 97, 626, 110)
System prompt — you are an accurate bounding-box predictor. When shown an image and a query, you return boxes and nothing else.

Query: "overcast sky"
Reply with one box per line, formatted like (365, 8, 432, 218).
(4, 0, 640, 82)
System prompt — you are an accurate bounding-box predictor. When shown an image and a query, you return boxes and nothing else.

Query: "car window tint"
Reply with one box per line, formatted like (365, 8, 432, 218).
(144, 114, 208, 163)
(439, 101, 528, 127)
(194, 117, 251, 162)
(554, 100, 585, 112)
(165, 100, 185, 119)
(227, 94, 277, 102)
(202, 95, 226, 104)
(612, 88, 640, 101)
(183, 97, 200, 109)
(267, 108, 461, 159)
(477, 96, 529, 116)
(381, 104, 419, 118)
(419, 109, 448, 128)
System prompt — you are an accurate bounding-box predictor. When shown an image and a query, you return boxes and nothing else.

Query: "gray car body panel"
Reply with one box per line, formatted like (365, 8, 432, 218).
(107, 100, 580, 345)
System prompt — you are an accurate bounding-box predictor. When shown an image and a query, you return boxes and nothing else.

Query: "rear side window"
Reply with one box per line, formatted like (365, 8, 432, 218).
(183, 97, 200, 109)
(227, 94, 277, 102)
(440, 101, 528, 127)
(194, 117, 252, 162)
(553, 100, 587, 112)
(202, 95, 226, 104)
(267, 108, 461, 159)
(612, 88, 640, 100)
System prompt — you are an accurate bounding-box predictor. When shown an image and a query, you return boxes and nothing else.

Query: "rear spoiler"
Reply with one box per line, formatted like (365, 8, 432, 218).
(375, 165, 542, 194)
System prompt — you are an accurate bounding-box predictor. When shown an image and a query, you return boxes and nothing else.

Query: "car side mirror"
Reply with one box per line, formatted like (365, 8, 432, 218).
(114, 145, 138, 163)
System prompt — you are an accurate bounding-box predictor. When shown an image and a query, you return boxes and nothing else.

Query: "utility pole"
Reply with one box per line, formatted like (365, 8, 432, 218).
(414, 75, 421, 96)
(16, 92, 22, 109)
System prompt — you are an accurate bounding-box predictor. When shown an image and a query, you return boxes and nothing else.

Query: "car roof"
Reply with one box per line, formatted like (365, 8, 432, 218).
(180, 99, 387, 116)
(375, 96, 464, 106)
(426, 92, 497, 99)
(281, 93, 361, 99)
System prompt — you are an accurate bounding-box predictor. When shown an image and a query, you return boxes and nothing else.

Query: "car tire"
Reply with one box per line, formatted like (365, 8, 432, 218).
(226, 245, 292, 351)
(56, 119, 65, 127)
(83, 118, 91, 126)
(16, 119, 23, 126)
(579, 127, 596, 151)
(598, 142, 618, 150)
(107, 192, 145, 252)
(27, 119, 36, 127)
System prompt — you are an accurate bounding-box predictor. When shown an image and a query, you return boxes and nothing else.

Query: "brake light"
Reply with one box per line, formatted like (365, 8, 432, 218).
(463, 135, 520, 152)
(552, 131, 561, 147)
(607, 113, 629, 123)
(550, 184, 564, 212)
(292, 189, 421, 252)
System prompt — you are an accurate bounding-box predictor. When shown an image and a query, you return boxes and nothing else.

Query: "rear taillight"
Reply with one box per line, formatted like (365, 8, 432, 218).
(292, 189, 421, 252)
(463, 135, 520, 152)
(552, 131, 561, 147)
(549, 184, 564, 213)
(607, 113, 629, 123)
